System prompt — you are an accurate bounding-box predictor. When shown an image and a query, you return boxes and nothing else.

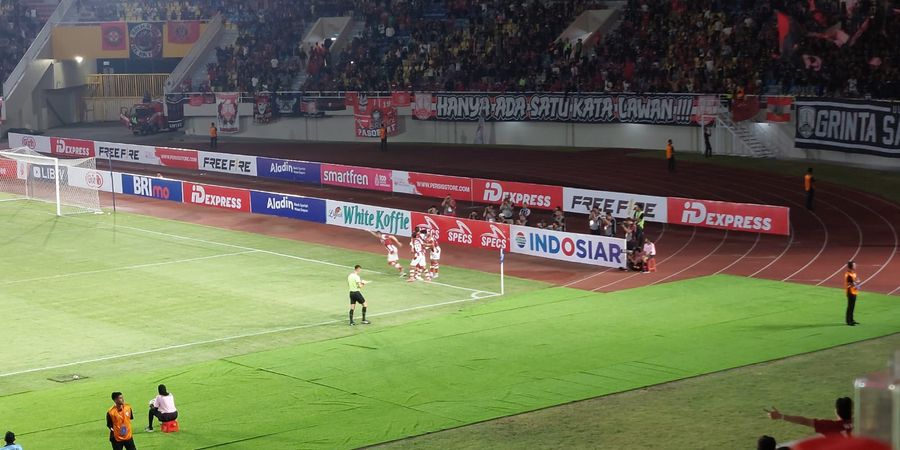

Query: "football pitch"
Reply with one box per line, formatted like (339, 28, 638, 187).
(1, 199, 899, 449)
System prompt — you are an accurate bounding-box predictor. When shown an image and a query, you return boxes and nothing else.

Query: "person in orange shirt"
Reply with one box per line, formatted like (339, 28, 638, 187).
(665, 139, 675, 172)
(804, 167, 816, 211)
(209, 122, 218, 149)
(845, 261, 860, 326)
(379, 124, 387, 152)
(106, 391, 137, 450)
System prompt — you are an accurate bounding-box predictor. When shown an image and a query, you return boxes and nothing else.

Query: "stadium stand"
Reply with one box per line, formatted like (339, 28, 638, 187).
(0, 0, 44, 95)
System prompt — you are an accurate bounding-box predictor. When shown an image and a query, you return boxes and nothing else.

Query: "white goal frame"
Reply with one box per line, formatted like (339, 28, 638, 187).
(0, 148, 101, 216)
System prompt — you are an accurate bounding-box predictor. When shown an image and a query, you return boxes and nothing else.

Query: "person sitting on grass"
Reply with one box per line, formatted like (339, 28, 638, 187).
(3, 431, 22, 450)
(145, 384, 178, 433)
(765, 397, 853, 437)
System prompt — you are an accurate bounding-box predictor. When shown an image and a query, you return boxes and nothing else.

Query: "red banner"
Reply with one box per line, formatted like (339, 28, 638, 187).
(731, 96, 760, 122)
(321, 163, 393, 192)
(472, 179, 563, 210)
(391, 91, 411, 107)
(50, 137, 95, 157)
(411, 212, 510, 251)
(167, 21, 200, 44)
(101, 22, 127, 51)
(766, 96, 793, 122)
(155, 147, 198, 170)
(182, 182, 250, 212)
(0, 159, 17, 179)
(354, 97, 399, 138)
(392, 170, 473, 201)
(412, 92, 436, 120)
(666, 197, 790, 235)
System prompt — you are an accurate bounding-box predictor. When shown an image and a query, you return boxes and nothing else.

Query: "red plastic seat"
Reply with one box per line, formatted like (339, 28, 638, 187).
(161, 420, 179, 433)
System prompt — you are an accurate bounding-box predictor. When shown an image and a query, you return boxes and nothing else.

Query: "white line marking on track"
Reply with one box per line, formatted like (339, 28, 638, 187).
(0, 251, 256, 286)
(650, 230, 730, 285)
(750, 224, 794, 277)
(563, 223, 669, 288)
(0, 293, 502, 379)
(713, 232, 761, 275)
(589, 226, 698, 292)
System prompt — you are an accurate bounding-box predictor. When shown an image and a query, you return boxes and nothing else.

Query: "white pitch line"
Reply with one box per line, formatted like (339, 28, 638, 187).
(0, 292, 501, 379)
(80, 219, 499, 296)
(0, 251, 256, 286)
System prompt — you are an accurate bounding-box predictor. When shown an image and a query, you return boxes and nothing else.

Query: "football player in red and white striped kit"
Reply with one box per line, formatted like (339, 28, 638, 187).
(369, 231, 405, 277)
(407, 227, 428, 282)
(426, 227, 441, 279)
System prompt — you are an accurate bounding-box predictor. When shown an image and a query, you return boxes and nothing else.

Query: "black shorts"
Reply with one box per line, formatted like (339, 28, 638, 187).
(111, 438, 137, 450)
(350, 291, 365, 304)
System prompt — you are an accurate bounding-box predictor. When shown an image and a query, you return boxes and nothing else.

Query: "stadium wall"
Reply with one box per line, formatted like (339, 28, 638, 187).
(182, 108, 703, 152)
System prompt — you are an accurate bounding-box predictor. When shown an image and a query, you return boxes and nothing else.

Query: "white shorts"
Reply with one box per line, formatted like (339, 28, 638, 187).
(387, 249, 399, 263)
(429, 247, 441, 261)
(411, 255, 426, 267)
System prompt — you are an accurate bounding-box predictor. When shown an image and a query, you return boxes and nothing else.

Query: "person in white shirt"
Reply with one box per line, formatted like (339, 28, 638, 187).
(642, 239, 657, 273)
(145, 384, 178, 432)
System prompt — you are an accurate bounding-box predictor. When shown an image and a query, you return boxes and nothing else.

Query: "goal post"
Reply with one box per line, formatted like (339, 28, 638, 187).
(0, 147, 102, 215)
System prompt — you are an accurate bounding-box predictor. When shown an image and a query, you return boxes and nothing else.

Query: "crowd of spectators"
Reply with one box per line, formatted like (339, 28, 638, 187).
(0, 1, 43, 95)
(308, 0, 605, 92)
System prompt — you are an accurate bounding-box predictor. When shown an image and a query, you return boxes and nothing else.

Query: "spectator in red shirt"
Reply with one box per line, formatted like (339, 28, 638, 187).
(765, 397, 853, 437)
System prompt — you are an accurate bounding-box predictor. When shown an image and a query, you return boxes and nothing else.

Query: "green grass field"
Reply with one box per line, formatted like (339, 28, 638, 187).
(1, 199, 899, 449)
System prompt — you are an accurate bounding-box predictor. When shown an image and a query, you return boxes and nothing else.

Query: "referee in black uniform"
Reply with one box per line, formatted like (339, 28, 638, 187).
(348, 265, 371, 325)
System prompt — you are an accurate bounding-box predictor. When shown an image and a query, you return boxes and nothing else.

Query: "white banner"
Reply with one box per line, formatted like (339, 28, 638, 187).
(563, 187, 667, 222)
(197, 151, 257, 176)
(8, 133, 52, 153)
(325, 199, 412, 237)
(510, 225, 627, 268)
(96, 141, 156, 164)
(66, 166, 123, 193)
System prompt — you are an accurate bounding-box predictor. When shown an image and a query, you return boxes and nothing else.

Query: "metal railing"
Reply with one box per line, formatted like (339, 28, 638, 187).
(86, 74, 169, 98)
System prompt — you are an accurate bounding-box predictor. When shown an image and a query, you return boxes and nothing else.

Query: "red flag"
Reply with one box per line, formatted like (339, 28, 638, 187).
(167, 21, 200, 44)
(731, 95, 760, 122)
(766, 96, 793, 122)
(101, 22, 127, 51)
(776, 11, 799, 59)
(344, 92, 358, 110)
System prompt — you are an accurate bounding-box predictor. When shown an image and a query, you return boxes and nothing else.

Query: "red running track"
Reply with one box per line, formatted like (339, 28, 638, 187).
(100, 140, 900, 296)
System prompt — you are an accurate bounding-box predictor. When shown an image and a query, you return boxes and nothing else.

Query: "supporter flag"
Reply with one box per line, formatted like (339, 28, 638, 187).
(731, 95, 760, 122)
(189, 94, 204, 106)
(354, 97, 399, 138)
(128, 22, 163, 59)
(391, 91, 411, 107)
(215, 92, 240, 133)
(165, 93, 186, 129)
(168, 21, 201, 44)
(275, 93, 301, 116)
(766, 96, 792, 122)
(101, 22, 127, 51)
(254, 92, 272, 123)
(411, 92, 436, 120)
(776, 11, 799, 59)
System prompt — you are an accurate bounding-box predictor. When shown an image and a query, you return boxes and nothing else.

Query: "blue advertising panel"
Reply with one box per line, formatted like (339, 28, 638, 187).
(121, 174, 183, 202)
(256, 157, 321, 184)
(250, 190, 326, 223)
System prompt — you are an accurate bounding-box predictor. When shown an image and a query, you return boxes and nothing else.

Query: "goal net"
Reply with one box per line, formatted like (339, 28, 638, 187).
(0, 147, 102, 215)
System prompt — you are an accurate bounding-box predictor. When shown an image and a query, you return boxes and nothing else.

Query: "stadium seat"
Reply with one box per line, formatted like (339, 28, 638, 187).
(161, 420, 179, 433)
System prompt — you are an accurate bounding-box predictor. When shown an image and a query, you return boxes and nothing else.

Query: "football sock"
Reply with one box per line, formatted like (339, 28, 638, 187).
(362, 307, 367, 320)
(349, 309, 354, 322)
